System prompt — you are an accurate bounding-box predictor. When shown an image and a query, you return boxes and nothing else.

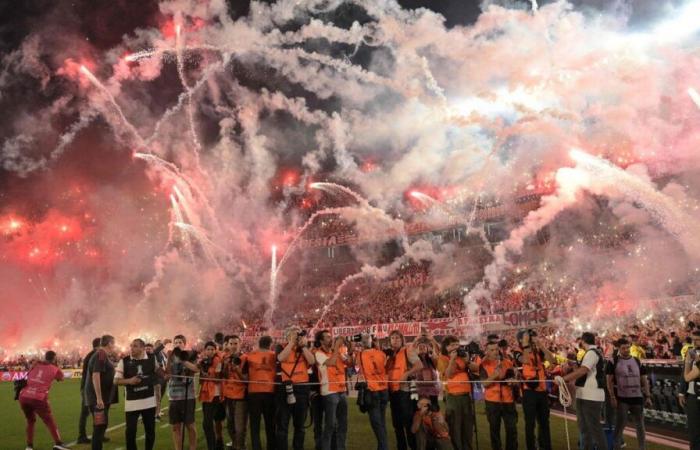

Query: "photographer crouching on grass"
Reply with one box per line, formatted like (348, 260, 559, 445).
(275, 326, 315, 450)
(165, 335, 200, 450)
(115, 338, 162, 450)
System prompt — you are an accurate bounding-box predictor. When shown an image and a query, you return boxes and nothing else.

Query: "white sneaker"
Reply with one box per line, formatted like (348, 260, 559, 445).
(25, 447, 33, 450)
(53, 445, 71, 450)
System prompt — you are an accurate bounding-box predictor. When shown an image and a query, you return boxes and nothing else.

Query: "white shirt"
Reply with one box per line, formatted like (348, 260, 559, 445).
(575, 346, 605, 402)
(115, 356, 157, 412)
(315, 350, 331, 396)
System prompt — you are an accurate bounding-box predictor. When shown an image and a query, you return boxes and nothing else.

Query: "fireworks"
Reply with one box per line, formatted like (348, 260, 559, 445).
(2, 0, 700, 352)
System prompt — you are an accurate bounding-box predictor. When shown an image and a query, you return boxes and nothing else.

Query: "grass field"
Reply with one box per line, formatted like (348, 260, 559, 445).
(0, 379, 679, 449)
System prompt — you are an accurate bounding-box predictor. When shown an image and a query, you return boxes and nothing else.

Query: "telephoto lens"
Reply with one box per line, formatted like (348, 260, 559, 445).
(285, 381, 296, 404)
(409, 379, 418, 401)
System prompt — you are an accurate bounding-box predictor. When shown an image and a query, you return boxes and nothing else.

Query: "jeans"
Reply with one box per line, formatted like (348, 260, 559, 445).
(484, 401, 517, 450)
(225, 399, 248, 450)
(367, 390, 389, 450)
(613, 401, 645, 450)
(311, 393, 324, 450)
(444, 393, 474, 450)
(276, 385, 309, 450)
(322, 393, 347, 450)
(248, 393, 276, 450)
(576, 398, 607, 450)
(687, 395, 700, 450)
(89, 405, 110, 450)
(522, 389, 551, 450)
(390, 390, 416, 450)
(125, 407, 156, 450)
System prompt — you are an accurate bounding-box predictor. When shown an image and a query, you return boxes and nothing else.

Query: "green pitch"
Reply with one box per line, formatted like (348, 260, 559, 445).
(0, 380, 679, 449)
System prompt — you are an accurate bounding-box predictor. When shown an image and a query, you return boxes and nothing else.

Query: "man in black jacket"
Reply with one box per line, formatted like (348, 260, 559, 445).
(77, 337, 100, 444)
(116, 338, 162, 450)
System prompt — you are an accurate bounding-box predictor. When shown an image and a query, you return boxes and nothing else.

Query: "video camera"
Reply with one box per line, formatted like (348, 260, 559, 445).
(172, 347, 199, 363)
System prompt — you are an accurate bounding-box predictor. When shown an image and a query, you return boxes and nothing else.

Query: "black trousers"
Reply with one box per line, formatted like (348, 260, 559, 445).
(202, 399, 226, 450)
(389, 390, 416, 450)
(89, 405, 110, 450)
(78, 394, 90, 438)
(522, 390, 551, 450)
(687, 395, 700, 450)
(276, 386, 309, 450)
(248, 392, 276, 450)
(485, 401, 518, 450)
(125, 407, 156, 450)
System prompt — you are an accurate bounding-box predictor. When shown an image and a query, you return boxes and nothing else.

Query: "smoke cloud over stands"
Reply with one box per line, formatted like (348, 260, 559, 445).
(1, 0, 700, 354)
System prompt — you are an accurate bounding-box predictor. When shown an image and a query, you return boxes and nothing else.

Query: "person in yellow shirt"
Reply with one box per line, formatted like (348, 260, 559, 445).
(629, 335, 646, 360)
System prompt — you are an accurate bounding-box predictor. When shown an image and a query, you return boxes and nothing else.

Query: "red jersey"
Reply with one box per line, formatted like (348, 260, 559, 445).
(19, 362, 63, 402)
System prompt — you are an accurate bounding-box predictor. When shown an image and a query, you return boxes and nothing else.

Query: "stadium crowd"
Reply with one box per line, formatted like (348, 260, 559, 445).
(11, 308, 700, 450)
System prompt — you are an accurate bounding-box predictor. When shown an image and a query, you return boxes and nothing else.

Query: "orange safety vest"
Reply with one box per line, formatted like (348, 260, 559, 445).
(387, 347, 412, 392)
(437, 354, 472, 395)
(521, 350, 546, 392)
(316, 347, 348, 394)
(222, 352, 246, 400)
(279, 347, 310, 384)
(199, 354, 223, 403)
(359, 349, 388, 392)
(480, 358, 515, 403)
(245, 350, 276, 394)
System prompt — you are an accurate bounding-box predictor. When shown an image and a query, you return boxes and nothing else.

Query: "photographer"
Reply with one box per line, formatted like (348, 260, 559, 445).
(115, 338, 161, 450)
(480, 341, 518, 450)
(276, 326, 315, 450)
(357, 333, 389, 450)
(199, 341, 226, 450)
(437, 335, 479, 450)
(85, 335, 118, 450)
(411, 396, 452, 450)
(414, 330, 441, 408)
(165, 335, 200, 450)
(18, 350, 70, 450)
(222, 335, 248, 450)
(245, 335, 277, 450)
(681, 330, 700, 449)
(386, 330, 423, 450)
(516, 329, 556, 450)
(315, 330, 353, 450)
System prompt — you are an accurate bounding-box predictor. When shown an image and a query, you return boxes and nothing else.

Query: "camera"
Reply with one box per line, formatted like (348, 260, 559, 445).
(456, 345, 468, 358)
(284, 380, 296, 404)
(230, 355, 242, 366)
(383, 348, 395, 358)
(467, 341, 482, 358)
(350, 334, 364, 343)
(173, 347, 198, 363)
(200, 357, 213, 373)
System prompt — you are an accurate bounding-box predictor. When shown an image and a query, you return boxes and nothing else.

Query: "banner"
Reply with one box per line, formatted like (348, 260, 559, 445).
(0, 368, 80, 382)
